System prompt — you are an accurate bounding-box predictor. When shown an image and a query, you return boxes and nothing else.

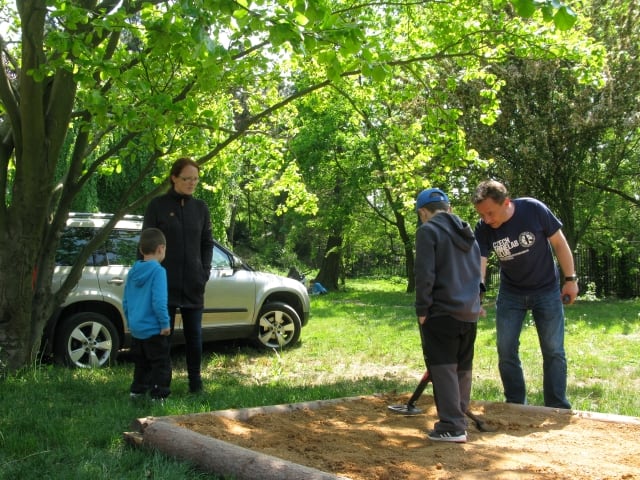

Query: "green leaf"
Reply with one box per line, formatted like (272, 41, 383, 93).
(511, 0, 577, 31)
(362, 63, 388, 82)
(233, 8, 249, 19)
(511, 0, 537, 18)
(541, 5, 554, 22)
(295, 11, 309, 26)
(323, 54, 342, 82)
(304, 2, 326, 23)
(554, 6, 577, 31)
(27, 68, 45, 82)
(269, 23, 302, 48)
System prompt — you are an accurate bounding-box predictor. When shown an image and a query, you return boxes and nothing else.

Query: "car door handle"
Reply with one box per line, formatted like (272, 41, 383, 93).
(107, 277, 125, 285)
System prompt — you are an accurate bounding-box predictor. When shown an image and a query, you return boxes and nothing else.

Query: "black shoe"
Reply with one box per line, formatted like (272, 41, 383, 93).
(427, 430, 467, 443)
(189, 379, 203, 393)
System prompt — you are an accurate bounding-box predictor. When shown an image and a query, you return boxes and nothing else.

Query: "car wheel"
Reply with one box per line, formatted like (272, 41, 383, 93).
(54, 312, 120, 368)
(254, 302, 302, 349)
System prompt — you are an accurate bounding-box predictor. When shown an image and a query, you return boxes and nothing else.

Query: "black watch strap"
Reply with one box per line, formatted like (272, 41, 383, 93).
(564, 275, 578, 282)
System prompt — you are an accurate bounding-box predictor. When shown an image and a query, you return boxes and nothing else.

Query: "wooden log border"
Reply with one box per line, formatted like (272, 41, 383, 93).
(124, 396, 368, 479)
(472, 400, 640, 425)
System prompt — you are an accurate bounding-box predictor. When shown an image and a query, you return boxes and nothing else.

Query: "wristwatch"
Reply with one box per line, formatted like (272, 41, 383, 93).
(564, 275, 578, 282)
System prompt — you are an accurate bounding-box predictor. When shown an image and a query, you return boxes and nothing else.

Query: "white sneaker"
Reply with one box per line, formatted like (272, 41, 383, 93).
(427, 430, 467, 443)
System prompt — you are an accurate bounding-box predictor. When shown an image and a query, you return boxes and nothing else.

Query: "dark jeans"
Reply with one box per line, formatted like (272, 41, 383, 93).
(420, 316, 477, 432)
(170, 306, 203, 389)
(496, 289, 571, 409)
(130, 335, 171, 399)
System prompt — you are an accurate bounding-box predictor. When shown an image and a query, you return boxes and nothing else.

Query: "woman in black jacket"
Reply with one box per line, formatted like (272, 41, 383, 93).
(143, 157, 214, 393)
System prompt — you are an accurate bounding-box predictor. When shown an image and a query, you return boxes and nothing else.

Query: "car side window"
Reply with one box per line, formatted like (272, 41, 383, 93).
(105, 229, 140, 266)
(212, 245, 232, 269)
(56, 226, 140, 267)
(56, 227, 100, 266)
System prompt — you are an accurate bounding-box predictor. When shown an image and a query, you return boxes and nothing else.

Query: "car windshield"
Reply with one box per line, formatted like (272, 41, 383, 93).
(211, 244, 253, 271)
(212, 246, 232, 269)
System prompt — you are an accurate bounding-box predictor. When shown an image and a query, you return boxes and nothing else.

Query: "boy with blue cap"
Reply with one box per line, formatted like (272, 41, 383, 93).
(414, 188, 483, 443)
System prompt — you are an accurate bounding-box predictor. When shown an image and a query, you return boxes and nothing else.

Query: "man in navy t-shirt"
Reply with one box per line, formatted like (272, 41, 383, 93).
(473, 180, 578, 409)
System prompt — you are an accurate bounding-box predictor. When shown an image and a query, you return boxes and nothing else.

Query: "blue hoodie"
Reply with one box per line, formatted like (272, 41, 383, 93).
(123, 260, 170, 340)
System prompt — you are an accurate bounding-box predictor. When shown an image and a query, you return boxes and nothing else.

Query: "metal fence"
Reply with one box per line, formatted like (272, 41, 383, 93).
(470, 246, 640, 299)
(573, 246, 640, 298)
(345, 254, 406, 279)
(347, 246, 640, 298)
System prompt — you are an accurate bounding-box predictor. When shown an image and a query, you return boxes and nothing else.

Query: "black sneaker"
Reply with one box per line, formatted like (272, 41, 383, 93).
(189, 379, 203, 394)
(427, 430, 467, 443)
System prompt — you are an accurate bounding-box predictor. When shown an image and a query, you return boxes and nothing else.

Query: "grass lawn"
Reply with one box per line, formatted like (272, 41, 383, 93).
(1, 278, 638, 479)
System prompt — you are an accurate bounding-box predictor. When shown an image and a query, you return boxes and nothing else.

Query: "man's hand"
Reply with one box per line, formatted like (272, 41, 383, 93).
(160, 327, 171, 336)
(561, 281, 579, 305)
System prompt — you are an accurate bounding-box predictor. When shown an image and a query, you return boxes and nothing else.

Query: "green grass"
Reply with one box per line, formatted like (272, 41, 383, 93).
(1, 278, 639, 479)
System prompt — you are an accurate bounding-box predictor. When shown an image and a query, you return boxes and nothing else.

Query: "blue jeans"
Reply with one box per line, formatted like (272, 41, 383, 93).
(496, 289, 571, 409)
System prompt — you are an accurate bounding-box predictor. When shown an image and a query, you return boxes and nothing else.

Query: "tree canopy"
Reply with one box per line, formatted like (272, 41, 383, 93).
(0, 0, 606, 372)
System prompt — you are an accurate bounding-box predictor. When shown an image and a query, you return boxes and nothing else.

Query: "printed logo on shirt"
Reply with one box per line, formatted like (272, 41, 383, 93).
(518, 231, 535, 248)
(493, 232, 535, 261)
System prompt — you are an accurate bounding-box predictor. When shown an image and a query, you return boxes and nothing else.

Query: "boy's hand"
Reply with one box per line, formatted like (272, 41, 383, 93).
(160, 327, 171, 336)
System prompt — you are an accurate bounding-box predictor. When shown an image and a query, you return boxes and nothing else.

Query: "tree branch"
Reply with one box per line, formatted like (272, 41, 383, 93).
(579, 178, 640, 207)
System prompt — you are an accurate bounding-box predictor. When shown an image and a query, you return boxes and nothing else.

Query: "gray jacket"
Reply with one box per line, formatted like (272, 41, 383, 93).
(415, 212, 482, 322)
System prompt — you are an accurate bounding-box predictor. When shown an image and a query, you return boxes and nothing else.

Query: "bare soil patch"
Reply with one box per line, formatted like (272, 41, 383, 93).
(162, 393, 640, 479)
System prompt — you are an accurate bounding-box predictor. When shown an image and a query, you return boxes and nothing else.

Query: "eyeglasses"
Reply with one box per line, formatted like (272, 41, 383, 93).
(179, 176, 199, 183)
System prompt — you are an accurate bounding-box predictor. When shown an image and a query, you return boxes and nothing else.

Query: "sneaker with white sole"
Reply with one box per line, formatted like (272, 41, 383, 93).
(427, 430, 467, 443)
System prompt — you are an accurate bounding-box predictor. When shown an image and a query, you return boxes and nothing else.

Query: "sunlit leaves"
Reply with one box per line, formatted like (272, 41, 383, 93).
(269, 22, 303, 47)
(362, 63, 390, 82)
(512, 0, 538, 18)
(10, 0, 593, 212)
(511, 0, 577, 30)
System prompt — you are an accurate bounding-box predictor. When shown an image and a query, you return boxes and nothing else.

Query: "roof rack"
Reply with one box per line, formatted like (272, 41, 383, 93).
(68, 212, 144, 220)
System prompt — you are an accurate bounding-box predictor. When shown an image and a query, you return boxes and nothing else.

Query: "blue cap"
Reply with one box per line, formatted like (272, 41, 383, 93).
(416, 188, 449, 211)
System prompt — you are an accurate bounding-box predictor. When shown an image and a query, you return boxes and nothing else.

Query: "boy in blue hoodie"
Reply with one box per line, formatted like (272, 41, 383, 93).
(123, 227, 172, 400)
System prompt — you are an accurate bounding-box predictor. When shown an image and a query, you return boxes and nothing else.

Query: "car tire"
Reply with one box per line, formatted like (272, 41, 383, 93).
(253, 302, 302, 349)
(54, 312, 120, 368)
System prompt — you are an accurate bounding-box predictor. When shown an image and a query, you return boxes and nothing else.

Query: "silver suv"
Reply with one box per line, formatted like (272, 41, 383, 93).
(44, 213, 311, 368)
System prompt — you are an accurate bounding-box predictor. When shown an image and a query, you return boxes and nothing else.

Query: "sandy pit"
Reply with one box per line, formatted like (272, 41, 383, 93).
(129, 393, 640, 479)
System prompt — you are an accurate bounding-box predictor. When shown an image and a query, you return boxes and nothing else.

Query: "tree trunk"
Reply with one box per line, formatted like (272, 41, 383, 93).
(315, 234, 342, 291)
(404, 240, 415, 294)
(0, 227, 43, 371)
(388, 196, 415, 293)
